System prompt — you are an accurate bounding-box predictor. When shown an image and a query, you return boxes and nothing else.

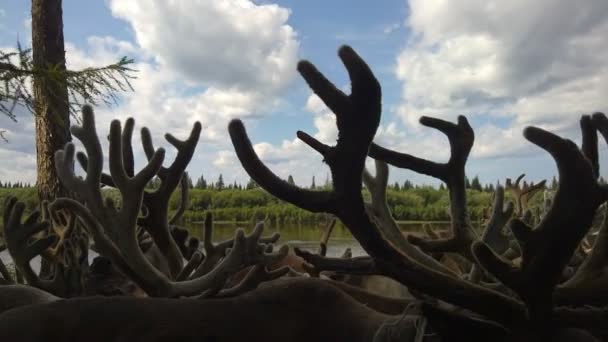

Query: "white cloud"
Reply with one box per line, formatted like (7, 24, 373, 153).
(65, 36, 141, 69)
(383, 23, 401, 35)
(0, 1, 302, 185)
(0, 148, 37, 183)
(396, 0, 608, 158)
(109, 0, 299, 93)
(210, 93, 332, 186)
(99, 0, 301, 184)
(226, 92, 437, 187)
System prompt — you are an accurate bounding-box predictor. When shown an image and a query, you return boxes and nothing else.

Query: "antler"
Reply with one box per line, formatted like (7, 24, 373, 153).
(189, 212, 280, 279)
(295, 248, 378, 275)
(362, 159, 460, 276)
(169, 172, 190, 226)
(369, 116, 478, 261)
(137, 123, 201, 277)
(318, 216, 336, 257)
(555, 206, 608, 306)
(472, 113, 608, 324)
(229, 45, 525, 325)
(55, 106, 287, 297)
(77, 117, 201, 278)
(0, 240, 12, 284)
(505, 174, 546, 216)
(2, 196, 65, 294)
(469, 186, 514, 283)
(553, 113, 608, 307)
(213, 252, 291, 298)
(40, 201, 88, 268)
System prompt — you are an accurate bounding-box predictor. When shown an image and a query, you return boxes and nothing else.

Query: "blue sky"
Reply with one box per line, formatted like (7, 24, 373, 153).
(1, 0, 607, 188)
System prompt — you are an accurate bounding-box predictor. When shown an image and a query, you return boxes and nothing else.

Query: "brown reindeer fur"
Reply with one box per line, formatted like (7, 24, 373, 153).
(0, 278, 407, 342)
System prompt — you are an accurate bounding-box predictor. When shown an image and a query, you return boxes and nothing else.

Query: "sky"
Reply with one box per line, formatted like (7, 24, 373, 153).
(0, 0, 607, 188)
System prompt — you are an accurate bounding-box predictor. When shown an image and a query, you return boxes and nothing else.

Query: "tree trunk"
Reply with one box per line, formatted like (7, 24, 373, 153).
(31, 0, 71, 203)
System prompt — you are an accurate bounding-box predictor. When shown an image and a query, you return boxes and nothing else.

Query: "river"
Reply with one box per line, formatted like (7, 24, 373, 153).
(0, 221, 449, 271)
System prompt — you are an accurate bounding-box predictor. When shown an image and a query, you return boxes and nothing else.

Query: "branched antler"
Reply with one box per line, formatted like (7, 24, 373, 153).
(505, 174, 546, 217)
(77, 117, 201, 278)
(369, 116, 478, 261)
(214, 255, 290, 298)
(55, 106, 287, 297)
(229, 45, 525, 325)
(553, 114, 608, 307)
(189, 212, 280, 279)
(472, 114, 608, 324)
(363, 159, 460, 276)
(2, 196, 65, 294)
(138, 123, 201, 277)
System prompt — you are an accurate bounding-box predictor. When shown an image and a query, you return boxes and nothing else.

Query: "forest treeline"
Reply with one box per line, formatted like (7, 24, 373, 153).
(0, 173, 557, 227)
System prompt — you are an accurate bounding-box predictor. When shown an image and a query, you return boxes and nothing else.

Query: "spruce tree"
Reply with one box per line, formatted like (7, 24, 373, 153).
(471, 175, 482, 191)
(216, 174, 225, 190)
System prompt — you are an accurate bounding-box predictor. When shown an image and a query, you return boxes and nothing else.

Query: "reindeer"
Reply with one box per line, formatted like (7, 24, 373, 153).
(0, 103, 424, 342)
(0, 45, 606, 341)
(228, 46, 607, 340)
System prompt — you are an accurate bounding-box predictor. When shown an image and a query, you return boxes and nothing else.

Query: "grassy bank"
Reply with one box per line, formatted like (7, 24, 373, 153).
(0, 185, 542, 228)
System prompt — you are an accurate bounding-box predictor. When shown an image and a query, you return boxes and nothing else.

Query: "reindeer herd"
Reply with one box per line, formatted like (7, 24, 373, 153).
(0, 45, 606, 341)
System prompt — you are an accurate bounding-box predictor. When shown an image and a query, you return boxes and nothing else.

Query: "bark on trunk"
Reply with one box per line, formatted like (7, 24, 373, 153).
(31, 0, 71, 203)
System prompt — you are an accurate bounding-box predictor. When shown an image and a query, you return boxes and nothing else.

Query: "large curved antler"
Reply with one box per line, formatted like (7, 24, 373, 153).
(229, 45, 525, 325)
(553, 113, 608, 307)
(472, 114, 608, 325)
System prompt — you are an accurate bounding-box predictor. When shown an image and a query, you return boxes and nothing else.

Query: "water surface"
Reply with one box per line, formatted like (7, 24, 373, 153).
(0, 221, 449, 271)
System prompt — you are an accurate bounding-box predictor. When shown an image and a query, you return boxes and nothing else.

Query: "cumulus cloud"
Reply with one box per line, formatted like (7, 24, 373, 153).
(109, 0, 299, 93)
(0, 0, 301, 185)
(229, 92, 433, 187)
(102, 0, 301, 184)
(396, 0, 608, 158)
(213, 93, 330, 186)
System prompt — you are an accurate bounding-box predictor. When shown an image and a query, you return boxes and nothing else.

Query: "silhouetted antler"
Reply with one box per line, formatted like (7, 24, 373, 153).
(469, 186, 514, 283)
(138, 122, 201, 277)
(369, 116, 478, 261)
(229, 45, 525, 325)
(362, 159, 460, 276)
(169, 172, 190, 226)
(190, 212, 280, 279)
(554, 113, 608, 307)
(472, 114, 608, 324)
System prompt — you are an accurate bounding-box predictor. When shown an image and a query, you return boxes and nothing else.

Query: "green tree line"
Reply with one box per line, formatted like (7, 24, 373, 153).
(0, 176, 549, 227)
